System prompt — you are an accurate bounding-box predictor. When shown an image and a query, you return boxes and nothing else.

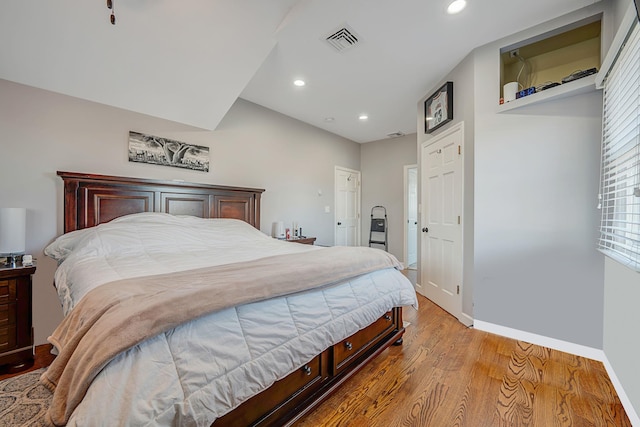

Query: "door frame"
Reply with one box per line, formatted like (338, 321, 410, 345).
(404, 164, 418, 269)
(334, 166, 361, 246)
(419, 122, 465, 324)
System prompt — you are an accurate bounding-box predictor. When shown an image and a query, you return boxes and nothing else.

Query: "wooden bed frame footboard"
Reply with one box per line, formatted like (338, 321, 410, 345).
(57, 171, 406, 426)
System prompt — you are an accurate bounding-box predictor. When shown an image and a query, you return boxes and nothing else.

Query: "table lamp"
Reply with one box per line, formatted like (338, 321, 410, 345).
(0, 208, 26, 268)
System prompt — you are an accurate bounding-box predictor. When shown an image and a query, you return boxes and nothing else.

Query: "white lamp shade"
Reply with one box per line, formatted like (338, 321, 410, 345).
(272, 221, 285, 238)
(0, 208, 26, 254)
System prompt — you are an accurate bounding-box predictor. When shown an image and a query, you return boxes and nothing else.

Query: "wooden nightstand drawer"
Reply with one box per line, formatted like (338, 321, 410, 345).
(0, 303, 17, 327)
(0, 280, 17, 303)
(0, 325, 17, 352)
(0, 264, 35, 372)
(333, 310, 396, 374)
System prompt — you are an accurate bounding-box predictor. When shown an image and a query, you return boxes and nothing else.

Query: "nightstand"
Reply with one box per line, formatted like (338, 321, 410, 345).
(286, 237, 316, 245)
(0, 262, 35, 373)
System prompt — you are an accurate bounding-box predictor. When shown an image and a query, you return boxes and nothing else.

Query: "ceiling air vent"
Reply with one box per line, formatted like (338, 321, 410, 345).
(386, 132, 405, 138)
(324, 25, 361, 52)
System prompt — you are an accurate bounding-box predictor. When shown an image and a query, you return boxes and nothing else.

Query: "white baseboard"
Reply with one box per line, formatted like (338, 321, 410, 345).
(459, 312, 473, 327)
(473, 320, 604, 360)
(602, 355, 640, 426)
(473, 320, 639, 425)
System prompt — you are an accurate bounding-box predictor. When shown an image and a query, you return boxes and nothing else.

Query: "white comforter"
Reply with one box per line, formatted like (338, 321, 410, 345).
(45, 213, 418, 426)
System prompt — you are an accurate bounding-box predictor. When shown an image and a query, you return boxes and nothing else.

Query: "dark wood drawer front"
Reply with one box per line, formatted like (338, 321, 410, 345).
(0, 280, 17, 303)
(333, 311, 396, 374)
(0, 265, 35, 372)
(0, 325, 17, 352)
(0, 303, 17, 327)
(214, 353, 325, 426)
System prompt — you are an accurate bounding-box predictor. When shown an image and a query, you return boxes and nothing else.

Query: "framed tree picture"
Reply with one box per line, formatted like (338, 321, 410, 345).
(128, 131, 210, 172)
(424, 81, 453, 134)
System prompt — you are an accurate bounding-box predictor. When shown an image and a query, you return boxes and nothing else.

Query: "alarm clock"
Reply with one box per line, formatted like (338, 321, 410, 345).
(516, 86, 536, 99)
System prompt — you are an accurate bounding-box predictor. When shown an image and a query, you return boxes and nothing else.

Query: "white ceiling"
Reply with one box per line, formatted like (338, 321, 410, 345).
(0, 0, 297, 131)
(1, 0, 599, 144)
(241, 0, 599, 143)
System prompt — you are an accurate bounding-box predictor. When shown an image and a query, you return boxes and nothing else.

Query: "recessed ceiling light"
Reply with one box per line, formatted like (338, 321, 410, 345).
(293, 79, 306, 87)
(359, 114, 369, 121)
(447, 0, 466, 14)
(324, 117, 335, 122)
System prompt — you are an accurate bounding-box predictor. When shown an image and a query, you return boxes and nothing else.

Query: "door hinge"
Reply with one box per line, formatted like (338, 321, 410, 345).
(457, 285, 460, 295)
(458, 145, 461, 155)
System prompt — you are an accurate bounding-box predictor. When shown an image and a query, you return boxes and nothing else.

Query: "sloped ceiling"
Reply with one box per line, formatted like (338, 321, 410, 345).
(0, 0, 298, 131)
(1, 0, 599, 142)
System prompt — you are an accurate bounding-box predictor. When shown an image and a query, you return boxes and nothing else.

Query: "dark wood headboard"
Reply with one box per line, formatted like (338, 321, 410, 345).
(58, 171, 264, 233)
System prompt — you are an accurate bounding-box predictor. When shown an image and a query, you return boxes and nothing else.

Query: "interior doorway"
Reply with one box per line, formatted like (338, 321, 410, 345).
(334, 166, 361, 246)
(419, 123, 463, 321)
(404, 164, 418, 269)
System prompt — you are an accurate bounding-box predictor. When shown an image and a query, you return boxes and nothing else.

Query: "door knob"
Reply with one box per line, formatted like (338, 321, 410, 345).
(422, 227, 429, 232)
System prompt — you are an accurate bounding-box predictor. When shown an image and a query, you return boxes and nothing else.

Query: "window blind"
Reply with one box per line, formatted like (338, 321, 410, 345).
(598, 21, 640, 272)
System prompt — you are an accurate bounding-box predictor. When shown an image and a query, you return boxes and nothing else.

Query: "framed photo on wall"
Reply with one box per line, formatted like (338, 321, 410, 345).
(128, 131, 210, 172)
(424, 81, 453, 134)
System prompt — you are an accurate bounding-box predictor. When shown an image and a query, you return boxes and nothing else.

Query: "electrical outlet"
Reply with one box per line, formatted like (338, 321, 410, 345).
(509, 49, 519, 58)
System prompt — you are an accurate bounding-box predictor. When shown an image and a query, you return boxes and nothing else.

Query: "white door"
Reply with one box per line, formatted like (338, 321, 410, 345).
(419, 123, 463, 319)
(335, 166, 361, 246)
(405, 165, 418, 268)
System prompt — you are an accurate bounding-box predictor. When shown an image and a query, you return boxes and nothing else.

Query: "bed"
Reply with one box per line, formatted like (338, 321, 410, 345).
(41, 171, 418, 427)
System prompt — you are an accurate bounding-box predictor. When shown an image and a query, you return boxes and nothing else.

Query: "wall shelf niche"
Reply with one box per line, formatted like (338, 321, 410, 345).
(498, 14, 602, 112)
(497, 73, 597, 113)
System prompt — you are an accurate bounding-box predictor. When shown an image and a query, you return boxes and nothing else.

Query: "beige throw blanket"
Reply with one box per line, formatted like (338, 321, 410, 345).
(40, 246, 402, 426)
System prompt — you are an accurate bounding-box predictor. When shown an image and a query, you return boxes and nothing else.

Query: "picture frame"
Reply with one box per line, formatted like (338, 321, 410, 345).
(424, 81, 453, 134)
(128, 131, 210, 172)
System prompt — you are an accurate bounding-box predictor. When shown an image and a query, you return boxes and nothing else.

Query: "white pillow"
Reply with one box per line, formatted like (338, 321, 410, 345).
(44, 227, 97, 262)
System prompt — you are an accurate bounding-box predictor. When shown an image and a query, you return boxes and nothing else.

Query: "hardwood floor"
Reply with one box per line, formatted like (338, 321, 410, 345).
(295, 294, 631, 427)
(1, 290, 630, 426)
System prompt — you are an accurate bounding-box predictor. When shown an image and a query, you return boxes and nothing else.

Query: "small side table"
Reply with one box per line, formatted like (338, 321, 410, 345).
(0, 262, 35, 373)
(286, 237, 316, 245)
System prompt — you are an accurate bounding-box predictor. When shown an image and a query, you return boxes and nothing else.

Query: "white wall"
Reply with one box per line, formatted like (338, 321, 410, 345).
(473, 3, 606, 349)
(417, 50, 476, 320)
(209, 99, 361, 245)
(360, 134, 418, 261)
(0, 79, 360, 345)
(602, 0, 640, 420)
(416, 3, 607, 347)
(604, 257, 640, 420)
